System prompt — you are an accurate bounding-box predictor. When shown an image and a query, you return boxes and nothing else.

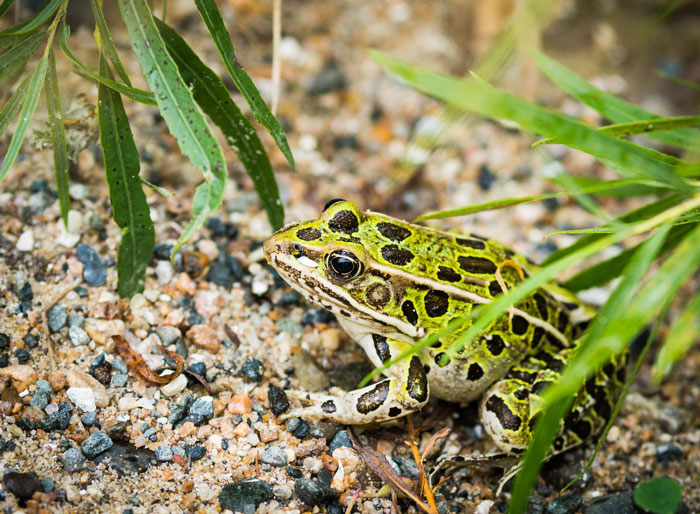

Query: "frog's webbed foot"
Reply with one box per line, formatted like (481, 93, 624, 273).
(279, 355, 429, 424)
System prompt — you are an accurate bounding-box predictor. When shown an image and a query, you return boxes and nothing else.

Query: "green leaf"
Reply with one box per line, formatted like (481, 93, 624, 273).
(97, 54, 154, 297)
(653, 291, 700, 382)
(656, 69, 700, 92)
(0, 71, 31, 137)
(532, 115, 700, 147)
(563, 223, 696, 291)
(0, 32, 45, 83)
(633, 478, 682, 514)
(194, 0, 295, 170)
(0, 0, 15, 19)
(370, 51, 691, 192)
(57, 21, 156, 106)
(88, 0, 131, 86)
(0, 0, 62, 35)
(117, 0, 227, 255)
(0, 55, 48, 184)
(155, 17, 284, 229)
(531, 48, 700, 151)
(46, 48, 70, 228)
(414, 178, 652, 221)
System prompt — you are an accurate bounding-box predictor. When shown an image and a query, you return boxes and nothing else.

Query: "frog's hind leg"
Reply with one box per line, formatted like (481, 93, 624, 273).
(281, 335, 430, 424)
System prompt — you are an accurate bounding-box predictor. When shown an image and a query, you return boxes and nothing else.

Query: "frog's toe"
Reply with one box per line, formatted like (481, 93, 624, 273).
(279, 406, 327, 421)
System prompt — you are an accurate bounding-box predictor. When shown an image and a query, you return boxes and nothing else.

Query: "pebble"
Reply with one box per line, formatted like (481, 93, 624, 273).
(14, 348, 29, 363)
(241, 358, 264, 381)
(76, 243, 107, 286)
(16, 230, 34, 252)
(66, 370, 109, 407)
(206, 263, 234, 289)
(40, 477, 55, 492)
(186, 445, 206, 460)
(160, 373, 188, 396)
(583, 491, 636, 514)
(186, 325, 221, 353)
(260, 446, 288, 467)
(0, 364, 38, 384)
(23, 333, 39, 348)
(36, 379, 52, 394)
(527, 496, 546, 514)
(81, 431, 113, 458)
(155, 260, 175, 285)
(83, 318, 124, 344)
(294, 477, 330, 506)
(69, 325, 90, 346)
(292, 419, 310, 439)
(111, 373, 128, 387)
(49, 306, 68, 333)
(66, 209, 83, 234)
(3, 471, 41, 500)
(307, 64, 347, 95)
(187, 362, 206, 377)
(189, 396, 214, 420)
(39, 402, 72, 431)
(273, 484, 294, 501)
(329, 430, 352, 453)
(29, 390, 50, 409)
(275, 318, 304, 335)
(268, 385, 290, 415)
(93, 441, 154, 474)
(111, 358, 128, 374)
(155, 446, 174, 462)
(69, 183, 89, 200)
(546, 494, 583, 514)
(48, 371, 67, 391)
(219, 480, 273, 513)
(61, 448, 86, 472)
(67, 386, 97, 412)
(291, 350, 330, 392)
(156, 326, 181, 346)
(0, 333, 8, 349)
(656, 443, 683, 463)
(81, 411, 97, 426)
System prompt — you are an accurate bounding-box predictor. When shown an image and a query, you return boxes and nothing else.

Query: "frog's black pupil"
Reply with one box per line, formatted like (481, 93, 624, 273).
(326, 250, 361, 280)
(332, 255, 354, 275)
(323, 198, 345, 211)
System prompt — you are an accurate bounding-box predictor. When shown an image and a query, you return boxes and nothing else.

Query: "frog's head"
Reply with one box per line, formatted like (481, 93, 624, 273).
(263, 199, 423, 339)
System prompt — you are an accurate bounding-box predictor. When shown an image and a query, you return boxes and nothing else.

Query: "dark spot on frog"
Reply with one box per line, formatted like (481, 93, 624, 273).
(321, 400, 337, 413)
(388, 407, 402, 417)
(357, 380, 390, 414)
(458, 256, 497, 274)
(557, 310, 569, 333)
(456, 238, 486, 250)
(406, 356, 428, 402)
(531, 327, 545, 348)
(534, 293, 548, 320)
(514, 388, 529, 401)
(467, 363, 484, 381)
(366, 282, 391, 308)
(532, 380, 553, 395)
(489, 280, 502, 297)
(323, 198, 345, 211)
(511, 315, 529, 335)
(572, 419, 592, 439)
(372, 334, 390, 363)
(553, 436, 564, 451)
(486, 334, 505, 356)
(377, 222, 411, 241)
(437, 266, 461, 283)
(401, 300, 418, 325)
(485, 396, 522, 431)
(424, 290, 449, 317)
(434, 352, 449, 367)
(328, 210, 359, 234)
(381, 245, 415, 266)
(507, 368, 536, 383)
(562, 301, 579, 311)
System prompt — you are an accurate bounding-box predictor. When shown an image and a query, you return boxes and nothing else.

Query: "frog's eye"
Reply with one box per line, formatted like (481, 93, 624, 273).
(325, 250, 363, 281)
(323, 198, 345, 212)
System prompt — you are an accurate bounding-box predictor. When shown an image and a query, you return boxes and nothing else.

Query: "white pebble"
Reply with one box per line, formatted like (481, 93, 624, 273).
(155, 261, 174, 285)
(66, 209, 83, 234)
(69, 183, 89, 200)
(66, 387, 96, 412)
(136, 397, 154, 410)
(45, 403, 59, 415)
(159, 373, 187, 397)
(16, 230, 34, 252)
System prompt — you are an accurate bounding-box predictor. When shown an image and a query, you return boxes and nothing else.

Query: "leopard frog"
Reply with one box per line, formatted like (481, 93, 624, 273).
(263, 199, 626, 455)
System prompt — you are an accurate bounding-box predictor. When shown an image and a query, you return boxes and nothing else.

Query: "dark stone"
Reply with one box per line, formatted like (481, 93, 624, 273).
(40, 477, 54, 492)
(292, 419, 310, 439)
(526, 496, 546, 514)
(91, 356, 112, 385)
(545, 494, 583, 514)
(29, 179, 48, 192)
(328, 361, 373, 391)
(81, 412, 97, 426)
(310, 421, 337, 440)
(3, 471, 41, 500)
(38, 402, 72, 431)
(152, 243, 174, 260)
(0, 354, 8, 368)
(189, 396, 214, 420)
(186, 445, 206, 460)
(207, 263, 234, 289)
(206, 217, 238, 239)
(317, 468, 332, 486)
(307, 64, 347, 96)
(394, 455, 420, 480)
(81, 430, 113, 458)
(61, 448, 86, 472)
(477, 164, 496, 191)
(241, 358, 264, 381)
(227, 255, 244, 280)
(47, 305, 67, 332)
(287, 467, 303, 478)
(219, 480, 273, 513)
(93, 441, 155, 475)
(268, 385, 290, 416)
(327, 502, 344, 514)
(0, 333, 9, 349)
(23, 333, 39, 348)
(329, 430, 352, 453)
(301, 308, 335, 326)
(277, 292, 301, 306)
(583, 491, 636, 514)
(76, 244, 106, 286)
(29, 390, 50, 409)
(294, 478, 333, 506)
(167, 405, 187, 425)
(106, 421, 127, 440)
(16, 282, 33, 313)
(14, 348, 29, 363)
(656, 443, 683, 463)
(187, 361, 207, 378)
(16, 418, 35, 431)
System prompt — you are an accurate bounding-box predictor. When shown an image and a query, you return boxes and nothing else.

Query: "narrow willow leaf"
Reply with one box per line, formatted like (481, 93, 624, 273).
(117, 0, 227, 254)
(531, 48, 700, 151)
(543, 194, 684, 265)
(656, 69, 700, 92)
(563, 176, 668, 198)
(156, 17, 284, 229)
(532, 115, 700, 147)
(653, 291, 700, 382)
(415, 179, 649, 221)
(97, 54, 154, 297)
(564, 223, 696, 291)
(0, 32, 45, 83)
(46, 48, 70, 227)
(194, 0, 295, 170)
(509, 223, 673, 514)
(0, 0, 15, 19)
(88, 0, 131, 85)
(0, 32, 32, 51)
(371, 51, 690, 192)
(58, 21, 156, 105)
(140, 177, 173, 198)
(0, 72, 31, 136)
(0, 0, 62, 35)
(0, 55, 48, 184)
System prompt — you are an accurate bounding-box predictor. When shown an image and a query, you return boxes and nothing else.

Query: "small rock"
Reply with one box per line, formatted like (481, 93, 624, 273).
(40, 477, 54, 492)
(189, 396, 214, 420)
(329, 430, 351, 453)
(83, 318, 124, 344)
(46, 305, 68, 332)
(14, 348, 29, 363)
(292, 419, 310, 439)
(187, 362, 206, 377)
(93, 441, 154, 474)
(48, 371, 67, 391)
(656, 443, 683, 463)
(76, 243, 107, 286)
(81, 431, 113, 458)
(16, 230, 34, 252)
(156, 326, 181, 346)
(61, 448, 86, 472)
(81, 411, 97, 426)
(3, 471, 41, 500)
(583, 491, 636, 514)
(38, 402, 72, 431)
(307, 64, 347, 96)
(66, 387, 97, 412)
(29, 390, 50, 409)
(66, 370, 109, 408)
(111, 358, 128, 374)
(294, 478, 330, 506)
(291, 350, 330, 392)
(240, 358, 264, 382)
(219, 480, 273, 513)
(527, 496, 546, 514)
(69, 183, 89, 200)
(68, 326, 90, 346)
(268, 385, 290, 416)
(273, 484, 293, 501)
(155, 261, 175, 285)
(35, 379, 52, 394)
(155, 446, 174, 462)
(186, 445, 206, 460)
(260, 446, 288, 467)
(23, 334, 39, 348)
(206, 263, 233, 289)
(546, 494, 583, 514)
(0, 333, 8, 349)
(186, 325, 221, 353)
(477, 164, 496, 191)
(0, 364, 38, 384)
(111, 373, 128, 387)
(66, 209, 83, 234)
(160, 373, 187, 396)
(275, 318, 303, 335)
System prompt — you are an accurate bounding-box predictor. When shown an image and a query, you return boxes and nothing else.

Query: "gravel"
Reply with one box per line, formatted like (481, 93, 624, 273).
(81, 431, 113, 459)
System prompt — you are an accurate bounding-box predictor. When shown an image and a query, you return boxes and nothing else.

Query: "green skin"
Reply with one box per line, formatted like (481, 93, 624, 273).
(264, 200, 625, 455)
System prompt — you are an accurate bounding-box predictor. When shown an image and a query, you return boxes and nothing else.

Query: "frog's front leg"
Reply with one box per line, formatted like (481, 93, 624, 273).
(282, 334, 429, 424)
